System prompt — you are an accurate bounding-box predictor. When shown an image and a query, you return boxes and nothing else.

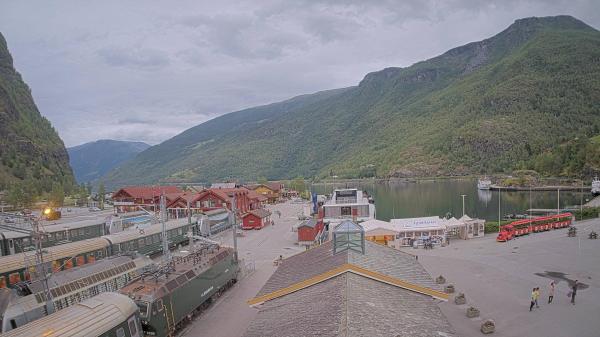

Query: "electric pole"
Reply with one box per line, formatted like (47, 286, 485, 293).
(231, 195, 238, 262)
(461, 194, 466, 217)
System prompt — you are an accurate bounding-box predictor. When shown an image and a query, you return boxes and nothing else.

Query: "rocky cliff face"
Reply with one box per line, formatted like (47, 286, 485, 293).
(0, 32, 74, 191)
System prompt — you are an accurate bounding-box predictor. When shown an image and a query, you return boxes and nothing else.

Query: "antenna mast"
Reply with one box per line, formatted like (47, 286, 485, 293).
(160, 193, 170, 263)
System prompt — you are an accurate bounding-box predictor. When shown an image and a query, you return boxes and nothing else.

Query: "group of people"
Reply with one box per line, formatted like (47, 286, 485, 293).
(530, 280, 578, 311)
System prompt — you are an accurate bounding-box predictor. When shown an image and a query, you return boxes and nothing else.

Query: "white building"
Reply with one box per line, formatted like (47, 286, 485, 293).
(360, 215, 485, 248)
(322, 189, 376, 226)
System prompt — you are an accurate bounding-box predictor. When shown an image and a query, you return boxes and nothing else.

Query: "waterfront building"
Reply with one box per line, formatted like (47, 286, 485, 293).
(361, 215, 485, 247)
(321, 188, 376, 226)
(244, 220, 455, 337)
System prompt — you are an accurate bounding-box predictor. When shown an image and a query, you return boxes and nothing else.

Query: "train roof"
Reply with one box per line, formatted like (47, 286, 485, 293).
(2, 292, 137, 337)
(119, 246, 233, 302)
(4, 256, 154, 318)
(103, 218, 190, 245)
(40, 218, 107, 233)
(0, 230, 31, 239)
(0, 237, 109, 275)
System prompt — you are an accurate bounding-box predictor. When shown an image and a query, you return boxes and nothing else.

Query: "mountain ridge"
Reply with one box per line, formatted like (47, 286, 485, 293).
(103, 15, 600, 187)
(68, 139, 150, 183)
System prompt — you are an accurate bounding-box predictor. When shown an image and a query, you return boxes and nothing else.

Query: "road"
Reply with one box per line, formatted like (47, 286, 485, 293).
(406, 218, 600, 337)
(180, 201, 306, 337)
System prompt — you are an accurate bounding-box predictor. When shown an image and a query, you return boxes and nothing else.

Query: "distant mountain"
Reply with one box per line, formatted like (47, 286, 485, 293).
(104, 15, 600, 187)
(68, 139, 150, 183)
(0, 32, 74, 191)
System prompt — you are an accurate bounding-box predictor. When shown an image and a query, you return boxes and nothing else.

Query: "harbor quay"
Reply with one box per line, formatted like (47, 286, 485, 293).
(406, 218, 600, 337)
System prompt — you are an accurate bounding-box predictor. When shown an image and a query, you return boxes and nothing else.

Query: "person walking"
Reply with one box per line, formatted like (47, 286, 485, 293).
(530, 288, 536, 311)
(534, 287, 540, 308)
(548, 281, 555, 303)
(571, 280, 578, 305)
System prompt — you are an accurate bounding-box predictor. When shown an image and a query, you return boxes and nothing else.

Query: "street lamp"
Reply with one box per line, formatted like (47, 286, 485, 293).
(461, 194, 466, 217)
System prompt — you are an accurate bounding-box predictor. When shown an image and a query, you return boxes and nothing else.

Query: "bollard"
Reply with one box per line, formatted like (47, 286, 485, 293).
(445, 284, 455, 294)
(466, 306, 480, 318)
(454, 292, 466, 305)
(436, 275, 446, 284)
(481, 319, 495, 334)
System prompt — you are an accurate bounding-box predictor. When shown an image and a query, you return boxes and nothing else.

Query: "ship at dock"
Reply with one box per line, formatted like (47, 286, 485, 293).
(322, 188, 376, 226)
(477, 177, 492, 190)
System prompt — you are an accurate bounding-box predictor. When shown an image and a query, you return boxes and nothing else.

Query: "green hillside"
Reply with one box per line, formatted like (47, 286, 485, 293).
(0, 32, 74, 194)
(104, 16, 600, 187)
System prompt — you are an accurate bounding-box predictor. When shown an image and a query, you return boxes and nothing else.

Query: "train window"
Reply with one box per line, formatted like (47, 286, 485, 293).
(0, 276, 6, 288)
(156, 298, 163, 312)
(128, 316, 139, 337)
(79, 229, 85, 236)
(138, 239, 145, 247)
(71, 230, 77, 238)
(116, 327, 125, 337)
(136, 301, 149, 318)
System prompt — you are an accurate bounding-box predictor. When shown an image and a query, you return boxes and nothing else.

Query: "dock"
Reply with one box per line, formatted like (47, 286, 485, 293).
(584, 195, 600, 207)
(525, 208, 578, 215)
(490, 185, 590, 191)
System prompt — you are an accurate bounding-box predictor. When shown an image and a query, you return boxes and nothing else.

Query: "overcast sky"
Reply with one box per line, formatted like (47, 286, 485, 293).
(1, 1, 598, 147)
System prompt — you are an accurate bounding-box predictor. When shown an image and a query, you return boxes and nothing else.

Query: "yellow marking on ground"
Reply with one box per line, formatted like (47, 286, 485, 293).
(247, 263, 448, 306)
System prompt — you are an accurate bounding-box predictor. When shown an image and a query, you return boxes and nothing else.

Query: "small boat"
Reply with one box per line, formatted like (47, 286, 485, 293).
(592, 176, 600, 196)
(478, 177, 492, 190)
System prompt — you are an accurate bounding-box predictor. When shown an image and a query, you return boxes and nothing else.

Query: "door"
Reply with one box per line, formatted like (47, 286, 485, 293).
(8, 239, 15, 255)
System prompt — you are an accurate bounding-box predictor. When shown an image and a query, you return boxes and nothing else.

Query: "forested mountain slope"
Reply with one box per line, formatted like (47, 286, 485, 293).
(104, 16, 600, 187)
(0, 32, 74, 192)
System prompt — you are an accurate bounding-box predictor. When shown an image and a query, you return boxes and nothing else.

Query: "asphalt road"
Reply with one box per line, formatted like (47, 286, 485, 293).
(180, 201, 306, 337)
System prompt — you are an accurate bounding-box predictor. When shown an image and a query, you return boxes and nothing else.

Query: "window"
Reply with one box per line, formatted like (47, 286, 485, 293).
(71, 230, 78, 238)
(341, 207, 351, 216)
(128, 317, 139, 337)
(116, 327, 125, 337)
(138, 239, 145, 247)
(79, 229, 85, 236)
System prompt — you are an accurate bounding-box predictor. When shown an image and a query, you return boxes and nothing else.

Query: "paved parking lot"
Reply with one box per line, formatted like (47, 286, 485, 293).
(407, 218, 600, 337)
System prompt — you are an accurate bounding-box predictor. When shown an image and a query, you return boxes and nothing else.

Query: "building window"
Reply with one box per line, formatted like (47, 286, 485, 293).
(341, 207, 351, 216)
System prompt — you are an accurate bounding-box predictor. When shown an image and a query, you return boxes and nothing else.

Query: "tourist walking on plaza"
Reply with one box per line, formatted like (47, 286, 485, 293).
(534, 287, 540, 308)
(571, 280, 578, 305)
(530, 288, 537, 311)
(548, 281, 555, 303)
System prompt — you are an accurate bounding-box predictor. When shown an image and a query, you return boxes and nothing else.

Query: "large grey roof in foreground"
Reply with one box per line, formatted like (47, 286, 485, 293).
(245, 240, 455, 337)
(244, 273, 456, 337)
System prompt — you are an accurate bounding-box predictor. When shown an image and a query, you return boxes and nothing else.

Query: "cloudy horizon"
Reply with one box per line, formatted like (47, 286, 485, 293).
(1, 0, 599, 147)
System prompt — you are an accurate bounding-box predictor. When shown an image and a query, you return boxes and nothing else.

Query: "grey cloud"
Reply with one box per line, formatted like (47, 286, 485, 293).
(97, 47, 170, 69)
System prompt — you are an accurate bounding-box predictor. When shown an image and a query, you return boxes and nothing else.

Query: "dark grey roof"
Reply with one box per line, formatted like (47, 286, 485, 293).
(297, 219, 318, 229)
(245, 208, 271, 219)
(245, 240, 455, 337)
(245, 273, 456, 337)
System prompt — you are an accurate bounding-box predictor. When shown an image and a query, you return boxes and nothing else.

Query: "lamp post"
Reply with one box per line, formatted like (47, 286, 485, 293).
(461, 194, 466, 217)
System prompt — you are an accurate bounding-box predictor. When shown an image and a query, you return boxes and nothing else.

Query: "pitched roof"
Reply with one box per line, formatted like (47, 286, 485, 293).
(243, 208, 272, 219)
(246, 189, 268, 202)
(113, 186, 183, 199)
(244, 240, 455, 337)
(297, 219, 318, 228)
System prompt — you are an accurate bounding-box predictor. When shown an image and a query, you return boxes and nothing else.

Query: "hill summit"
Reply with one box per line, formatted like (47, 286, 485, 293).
(103, 15, 600, 186)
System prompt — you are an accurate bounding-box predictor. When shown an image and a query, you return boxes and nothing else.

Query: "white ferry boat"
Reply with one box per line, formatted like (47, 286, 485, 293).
(477, 177, 492, 190)
(322, 188, 376, 225)
(592, 176, 600, 196)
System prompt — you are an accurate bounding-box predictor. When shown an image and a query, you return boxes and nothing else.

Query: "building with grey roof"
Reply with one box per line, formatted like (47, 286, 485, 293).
(244, 221, 457, 337)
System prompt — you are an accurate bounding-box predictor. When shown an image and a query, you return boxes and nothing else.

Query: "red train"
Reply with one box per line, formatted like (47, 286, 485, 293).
(496, 213, 573, 242)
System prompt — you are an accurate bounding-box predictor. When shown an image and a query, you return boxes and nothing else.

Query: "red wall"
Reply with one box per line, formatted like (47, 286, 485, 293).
(242, 213, 264, 229)
(297, 221, 324, 242)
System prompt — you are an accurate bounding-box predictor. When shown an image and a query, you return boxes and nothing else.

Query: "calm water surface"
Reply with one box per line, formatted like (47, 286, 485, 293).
(312, 179, 592, 221)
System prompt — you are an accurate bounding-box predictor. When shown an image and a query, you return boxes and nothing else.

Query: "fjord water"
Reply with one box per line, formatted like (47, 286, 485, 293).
(313, 179, 592, 221)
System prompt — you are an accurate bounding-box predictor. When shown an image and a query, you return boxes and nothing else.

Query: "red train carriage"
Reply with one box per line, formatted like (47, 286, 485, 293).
(497, 213, 572, 242)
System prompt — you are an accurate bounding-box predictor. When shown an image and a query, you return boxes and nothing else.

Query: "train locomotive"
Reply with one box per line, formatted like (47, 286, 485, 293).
(119, 242, 239, 337)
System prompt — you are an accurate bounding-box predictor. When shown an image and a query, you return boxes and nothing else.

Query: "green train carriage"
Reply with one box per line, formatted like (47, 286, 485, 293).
(120, 246, 239, 337)
(103, 219, 191, 256)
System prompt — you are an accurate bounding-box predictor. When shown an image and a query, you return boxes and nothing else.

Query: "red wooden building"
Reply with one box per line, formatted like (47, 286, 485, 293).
(241, 209, 272, 230)
(297, 219, 325, 244)
(112, 186, 183, 213)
